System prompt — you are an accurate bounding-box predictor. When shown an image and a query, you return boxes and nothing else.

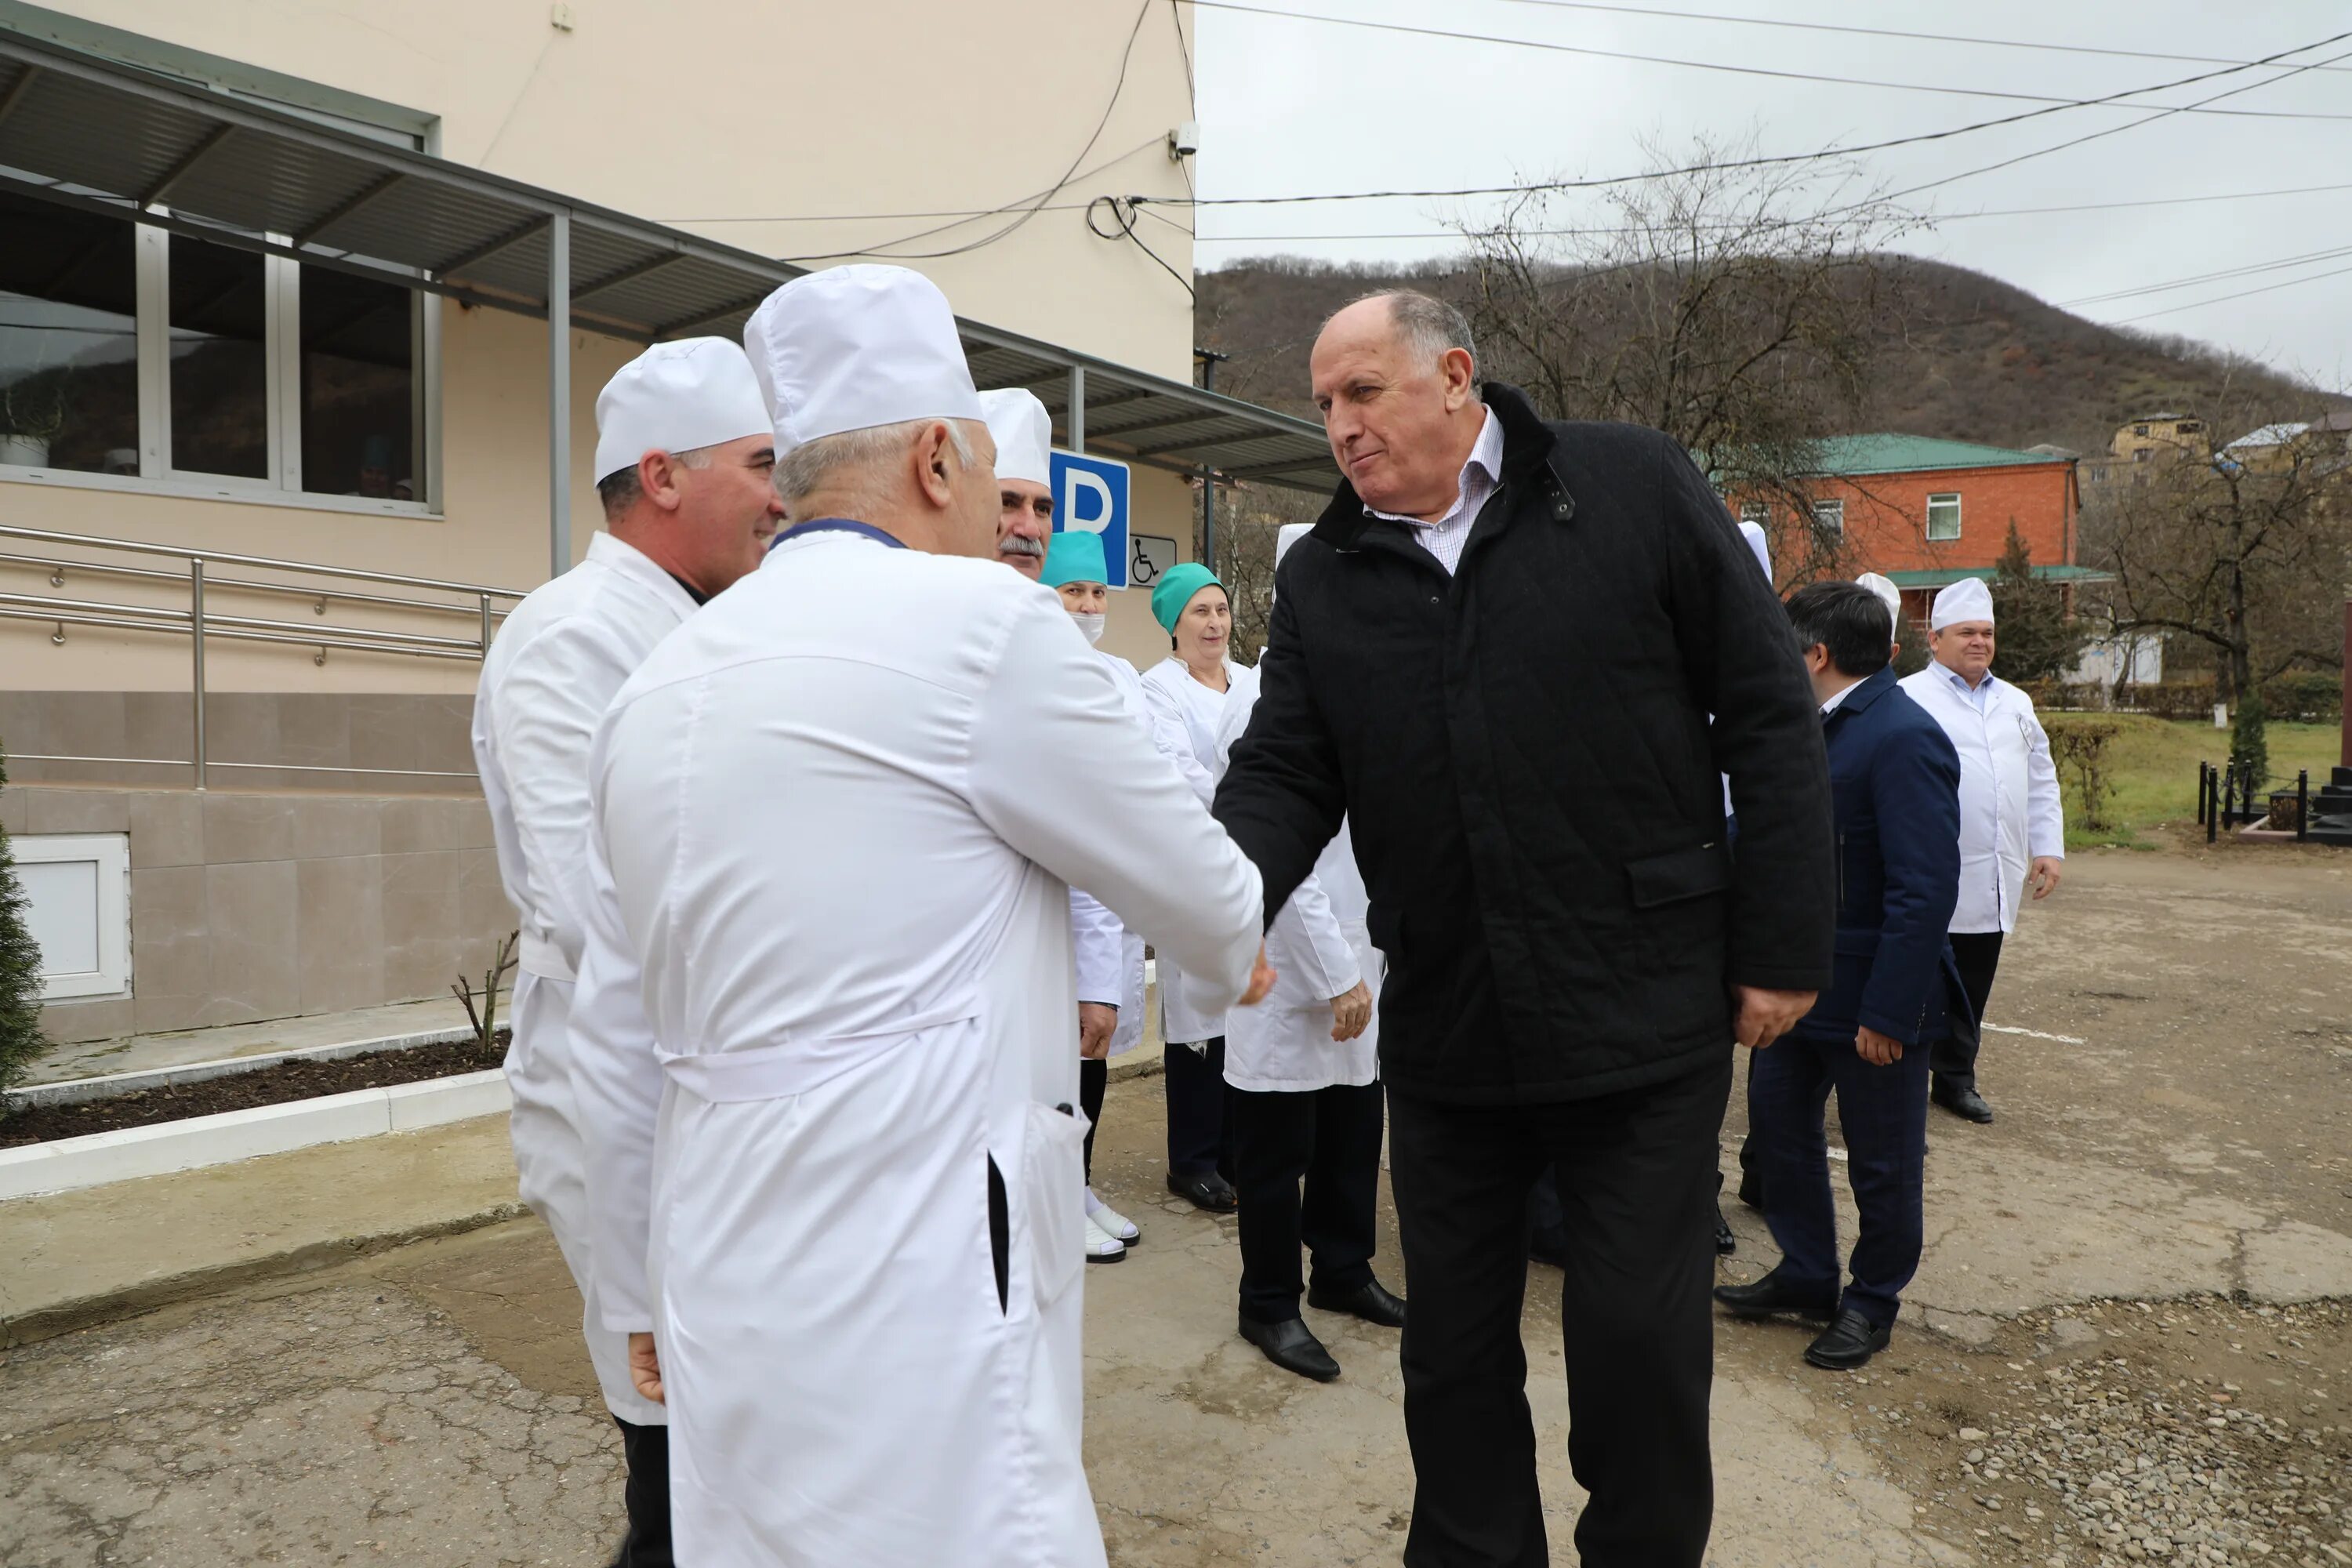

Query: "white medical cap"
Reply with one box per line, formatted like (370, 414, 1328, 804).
(1930, 576, 1996, 631)
(1737, 519, 1772, 583)
(592, 337, 771, 483)
(742, 264, 982, 458)
(1855, 572, 1902, 625)
(978, 388, 1052, 488)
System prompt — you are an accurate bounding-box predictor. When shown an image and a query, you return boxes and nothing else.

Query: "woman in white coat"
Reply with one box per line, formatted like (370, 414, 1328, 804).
(1204, 521, 1404, 1382)
(1139, 563, 1253, 1213)
(1042, 529, 1152, 1261)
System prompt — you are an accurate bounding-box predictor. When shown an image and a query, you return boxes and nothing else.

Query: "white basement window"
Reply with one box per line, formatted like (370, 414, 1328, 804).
(1926, 492, 1962, 542)
(1811, 499, 1845, 537)
(14, 833, 132, 1000)
(0, 188, 434, 511)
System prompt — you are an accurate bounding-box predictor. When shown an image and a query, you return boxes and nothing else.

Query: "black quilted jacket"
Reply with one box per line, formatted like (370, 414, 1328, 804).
(1214, 383, 1835, 1104)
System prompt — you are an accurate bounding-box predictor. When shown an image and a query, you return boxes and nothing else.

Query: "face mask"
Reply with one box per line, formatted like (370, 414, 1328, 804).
(1068, 610, 1107, 646)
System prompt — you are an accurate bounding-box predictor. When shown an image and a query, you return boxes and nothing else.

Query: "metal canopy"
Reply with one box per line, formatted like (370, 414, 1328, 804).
(0, 28, 1338, 495)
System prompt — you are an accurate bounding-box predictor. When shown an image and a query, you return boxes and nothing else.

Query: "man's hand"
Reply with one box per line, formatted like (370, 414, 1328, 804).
(2029, 856, 2063, 901)
(1733, 986, 1816, 1051)
(1855, 1025, 1903, 1066)
(1328, 980, 1373, 1042)
(1239, 945, 1278, 1007)
(628, 1332, 665, 1405)
(1077, 1003, 1117, 1061)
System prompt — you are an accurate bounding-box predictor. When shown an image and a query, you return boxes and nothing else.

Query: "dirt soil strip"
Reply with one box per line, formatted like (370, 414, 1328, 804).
(0, 1033, 510, 1148)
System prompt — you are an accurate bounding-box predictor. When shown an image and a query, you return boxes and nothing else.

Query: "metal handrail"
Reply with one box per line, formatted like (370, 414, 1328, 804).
(0, 549, 517, 624)
(2, 524, 528, 790)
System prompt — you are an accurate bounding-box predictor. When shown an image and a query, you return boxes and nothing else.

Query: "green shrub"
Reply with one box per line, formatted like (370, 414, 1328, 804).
(2229, 693, 2270, 789)
(2047, 719, 2121, 832)
(2257, 671, 2343, 724)
(0, 740, 49, 1104)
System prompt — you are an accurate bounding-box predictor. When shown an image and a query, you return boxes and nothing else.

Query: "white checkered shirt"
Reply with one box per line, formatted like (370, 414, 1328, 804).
(1364, 408, 1504, 576)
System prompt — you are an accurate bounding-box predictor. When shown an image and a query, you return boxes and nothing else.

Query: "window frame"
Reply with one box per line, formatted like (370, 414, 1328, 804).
(1925, 491, 1962, 543)
(2, 207, 441, 519)
(1810, 499, 1845, 536)
(1737, 501, 1769, 528)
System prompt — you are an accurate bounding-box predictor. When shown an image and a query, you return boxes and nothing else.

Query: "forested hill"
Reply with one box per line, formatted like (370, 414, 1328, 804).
(1196, 254, 2340, 457)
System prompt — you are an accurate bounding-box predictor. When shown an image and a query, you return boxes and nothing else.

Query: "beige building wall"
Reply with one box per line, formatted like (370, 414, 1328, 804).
(2, 0, 1205, 695)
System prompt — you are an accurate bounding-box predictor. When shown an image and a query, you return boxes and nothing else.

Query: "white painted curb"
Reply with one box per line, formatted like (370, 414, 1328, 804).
(0, 1070, 511, 1202)
(17, 1025, 485, 1108)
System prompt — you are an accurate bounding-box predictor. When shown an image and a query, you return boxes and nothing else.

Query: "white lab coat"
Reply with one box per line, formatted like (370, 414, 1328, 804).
(1140, 655, 1258, 1045)
(568, 532, 1262, 1568)
(470, 530, 692, 1427)
(1207, 659, 1381, 1093)
(1068, 650, 1152, 1057)
(1900, 663, 2066, 934)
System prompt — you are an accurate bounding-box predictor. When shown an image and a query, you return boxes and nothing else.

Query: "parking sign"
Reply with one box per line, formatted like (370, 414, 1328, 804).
(1050, 450, 1131, 588)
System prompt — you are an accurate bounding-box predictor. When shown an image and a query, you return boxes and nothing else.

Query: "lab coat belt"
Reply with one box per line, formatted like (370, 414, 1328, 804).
(517, 931, 575, 984)
(658, 1004, 981, 1104)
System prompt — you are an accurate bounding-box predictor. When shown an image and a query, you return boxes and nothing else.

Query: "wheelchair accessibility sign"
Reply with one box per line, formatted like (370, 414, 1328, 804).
(1128, 533, 1178, 589)
(1050, 450, 1131, 588)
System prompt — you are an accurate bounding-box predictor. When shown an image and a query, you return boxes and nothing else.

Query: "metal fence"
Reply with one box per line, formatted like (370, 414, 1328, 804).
(0, 524, 524, 789)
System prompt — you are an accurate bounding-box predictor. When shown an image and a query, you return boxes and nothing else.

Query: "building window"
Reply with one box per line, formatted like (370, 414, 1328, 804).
(0, 190, 429, 507)
(2134, 423, 2150, 437)
(0, 191, 140, 474)
(1811, 499, 1844, 536)
(1926, 492, 1962, 542)
(1738, 502, 1769, 528)
(2178, 422, 2201, 435)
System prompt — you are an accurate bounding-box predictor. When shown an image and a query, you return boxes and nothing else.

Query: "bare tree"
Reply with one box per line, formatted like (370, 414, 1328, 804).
(1204, 481, 1320, 666)
(2086, 386, 2352, 704)
(1454, 136, 1919, 580)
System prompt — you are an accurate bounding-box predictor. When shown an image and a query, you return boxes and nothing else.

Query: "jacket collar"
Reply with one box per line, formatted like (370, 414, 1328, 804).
(1825, 662, 1900, 723)
(586, 531, 702, 618)
(1309, 381, 1573, 551)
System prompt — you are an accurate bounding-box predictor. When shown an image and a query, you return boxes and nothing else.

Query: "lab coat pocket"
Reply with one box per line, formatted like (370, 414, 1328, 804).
(1022, 1102, 1088, 1311)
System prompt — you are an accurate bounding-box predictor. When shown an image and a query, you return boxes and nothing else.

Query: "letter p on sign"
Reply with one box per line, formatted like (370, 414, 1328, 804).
(1050, 451, 1132, 588)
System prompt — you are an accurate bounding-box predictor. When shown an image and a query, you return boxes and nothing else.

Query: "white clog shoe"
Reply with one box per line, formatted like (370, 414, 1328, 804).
(1083, 1214, 1127, 1263)
(1087, 1188, 1140, 1245)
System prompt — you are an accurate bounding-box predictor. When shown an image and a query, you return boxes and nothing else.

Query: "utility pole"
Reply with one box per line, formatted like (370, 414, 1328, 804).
(1194, 347, 1229, 575)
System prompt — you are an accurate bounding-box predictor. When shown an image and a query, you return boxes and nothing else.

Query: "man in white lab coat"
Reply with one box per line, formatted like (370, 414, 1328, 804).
(568, 264, 1269, 1568)
(1210, 521, 1401, 1382)
(470, 336, 777, 1566)
(1898, 576, 2065, 1125)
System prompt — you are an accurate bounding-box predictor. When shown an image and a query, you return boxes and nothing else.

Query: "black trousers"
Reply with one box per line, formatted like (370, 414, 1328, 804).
(1388, 1056, 1730, 1568)
(1079, 1055, 1108, 1181)
(1932, 931, 2005, 1092)
(1749, 1030, 1933, 1326)
(1163, 1034, 1234, 1181)
(1230, 1080, 1386, 1323)
(611, 1417, 673, 1568)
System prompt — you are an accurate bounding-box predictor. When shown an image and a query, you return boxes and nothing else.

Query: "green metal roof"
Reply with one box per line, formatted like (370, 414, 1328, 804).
(1807, 434, 2074, 477)
(1885, 565, 2111, 588)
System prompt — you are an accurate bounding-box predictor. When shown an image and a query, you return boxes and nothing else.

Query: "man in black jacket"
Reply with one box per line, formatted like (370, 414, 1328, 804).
(1214, 292, 1835, 1568)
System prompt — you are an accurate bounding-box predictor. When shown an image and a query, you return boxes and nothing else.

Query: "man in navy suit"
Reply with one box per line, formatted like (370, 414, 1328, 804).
(1715, 581, 1969, 1370)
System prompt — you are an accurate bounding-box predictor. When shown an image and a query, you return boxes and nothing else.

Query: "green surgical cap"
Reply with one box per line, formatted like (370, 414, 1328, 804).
(1040, 529, 1109, 589)
(1151, 561, 1222, 633)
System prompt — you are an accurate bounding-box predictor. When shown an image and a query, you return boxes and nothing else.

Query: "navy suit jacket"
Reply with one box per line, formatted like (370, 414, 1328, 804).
(1793, 666, 1972, 1048)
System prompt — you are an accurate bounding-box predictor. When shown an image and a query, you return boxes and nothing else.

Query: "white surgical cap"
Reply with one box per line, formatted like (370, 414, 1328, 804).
(592, 338, 771, 483)
(1930, 576, 1995, 631)
(742, 264, 982, 458)
(978, 388, 1052, 487)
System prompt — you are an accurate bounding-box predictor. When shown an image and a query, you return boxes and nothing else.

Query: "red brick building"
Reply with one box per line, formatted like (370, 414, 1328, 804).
(1728, 435, 2089, 632)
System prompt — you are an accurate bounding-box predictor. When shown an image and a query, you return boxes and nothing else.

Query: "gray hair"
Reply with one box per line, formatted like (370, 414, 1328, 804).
(596, 444, 714, 523)
(1338, 289, 1479, 386)
(773, 417, 978, 506)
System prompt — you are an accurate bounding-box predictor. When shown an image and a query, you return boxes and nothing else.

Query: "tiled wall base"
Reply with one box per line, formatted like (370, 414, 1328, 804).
(5, 783, 516, 1043)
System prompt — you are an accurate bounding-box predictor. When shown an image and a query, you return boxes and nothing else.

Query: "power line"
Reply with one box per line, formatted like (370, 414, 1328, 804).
(1185, 180, 2352, 245)
(2063, 243, 2352, 309)
(1466, 0, 2352, 76)
(2107, 260, 2352, 326)
(1181, 0, 2352, 121)
(1139, 31, 2352, 209)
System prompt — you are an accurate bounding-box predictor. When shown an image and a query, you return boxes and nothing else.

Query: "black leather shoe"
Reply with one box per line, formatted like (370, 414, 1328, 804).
(1713, 1269, 1837, 1321)
(1307, 1276, 1407, 1328)
(1804, 1309, 1893, 1370)
(1240, 1315, 1341, 1381)
(1715, 1206, 1737, 1256)
(1932, 1080, 1995, 1123)
(1167, 1171, 1240, 1212)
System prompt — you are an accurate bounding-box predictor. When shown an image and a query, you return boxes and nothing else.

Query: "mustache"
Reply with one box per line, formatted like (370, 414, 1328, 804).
(998, 534, 1045, 558)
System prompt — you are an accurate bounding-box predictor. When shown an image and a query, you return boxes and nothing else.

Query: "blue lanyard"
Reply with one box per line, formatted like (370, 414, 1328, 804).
(770, 517, 907, 552)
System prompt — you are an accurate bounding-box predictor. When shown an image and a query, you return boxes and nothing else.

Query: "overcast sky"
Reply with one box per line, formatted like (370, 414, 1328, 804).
(1190, 0, 2352, 388)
